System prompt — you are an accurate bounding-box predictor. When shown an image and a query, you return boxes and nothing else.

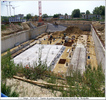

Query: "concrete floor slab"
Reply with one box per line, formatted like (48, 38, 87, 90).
(13, 44, 64, 68)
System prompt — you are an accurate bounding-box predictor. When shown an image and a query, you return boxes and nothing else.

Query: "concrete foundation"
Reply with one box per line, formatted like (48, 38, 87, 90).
(69, 44, 86, 75)
(13, 44, 64, 69)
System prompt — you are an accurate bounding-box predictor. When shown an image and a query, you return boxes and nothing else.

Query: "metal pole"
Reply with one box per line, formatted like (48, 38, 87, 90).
(6, 5, 8, 16)
(14, 8, 15, 16)
(6, 2, 8, 16)
(9, 1, 11, 16)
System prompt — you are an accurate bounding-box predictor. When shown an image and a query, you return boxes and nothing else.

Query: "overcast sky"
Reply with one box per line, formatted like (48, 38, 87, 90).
(1, 0, 105, 16)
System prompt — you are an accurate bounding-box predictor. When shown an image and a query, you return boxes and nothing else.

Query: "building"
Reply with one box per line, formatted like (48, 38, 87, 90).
(59, 15, 64, 19)
(82, 14, 102, 20)
(59, 15, 71, 20)
(43, 17, 53, 21)
(9, 14, 26, 23)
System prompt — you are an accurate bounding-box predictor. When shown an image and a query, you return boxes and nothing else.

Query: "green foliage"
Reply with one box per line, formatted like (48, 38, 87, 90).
(47, 73, 56, 84)
(63, 65, 105, 97)
(1, 83, 19, 97)
(86, 10, 90, 15)
(72, 9, 80, 18)
(1, 49, 105, 97)
(93, 6, 105, 16)
(1, 25, 6, 31)
(1, 16, 9, 22)
(1, 24, 9, 31)
(18, 23, 21, 26)
(53, 14, 59, 18)
(42, 14, 48, 18)
(65, 13, 68, 15)
(26, 14, 32, 20)
(1, 50, 17, 80)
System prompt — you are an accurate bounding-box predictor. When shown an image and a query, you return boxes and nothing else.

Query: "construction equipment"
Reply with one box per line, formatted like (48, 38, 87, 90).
(12, 6, 19, 16)
(37, 1, 44, 26)
(38, 1, 42, 22)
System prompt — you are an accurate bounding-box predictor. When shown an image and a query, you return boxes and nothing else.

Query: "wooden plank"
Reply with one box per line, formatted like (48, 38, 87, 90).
(13, 76, 76, 88)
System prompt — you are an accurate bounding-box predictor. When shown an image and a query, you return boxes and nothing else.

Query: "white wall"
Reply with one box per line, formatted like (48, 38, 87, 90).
(91, 25, 105, 73)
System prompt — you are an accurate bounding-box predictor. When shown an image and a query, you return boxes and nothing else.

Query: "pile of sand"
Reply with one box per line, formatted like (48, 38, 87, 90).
(52, 26, 83, 38)
(52, 31, 62, 38)
(63, 26, 83, 34)
(1, 22, 30, 37)
(93, 22, 105, 47)
(93, 22, 105, 32)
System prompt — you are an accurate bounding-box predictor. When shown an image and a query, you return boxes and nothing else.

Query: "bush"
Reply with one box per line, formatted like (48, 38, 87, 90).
(63, 65, 105, 97)
(1, 25, 6, 31)
(1, 50, 18, 80)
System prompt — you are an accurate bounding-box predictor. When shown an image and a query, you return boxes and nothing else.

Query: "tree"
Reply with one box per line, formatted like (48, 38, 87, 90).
(1, 16, 9, 22)
(26, 14, 32, 20)
(93, 6, 105, 16)
(72, 9, 80, 18)
(53, 14, 59, 18)
(86, 10, 90, 15)
(42, 14, 48, 18)
(65, 13, 68, 15)
(32, 15, 38, 21)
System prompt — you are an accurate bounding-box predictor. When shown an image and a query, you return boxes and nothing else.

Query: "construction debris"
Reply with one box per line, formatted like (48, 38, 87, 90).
(64, 26, 83, 33)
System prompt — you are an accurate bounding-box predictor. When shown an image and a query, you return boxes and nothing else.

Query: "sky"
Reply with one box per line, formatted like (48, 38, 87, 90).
(1, 0, 105, 16)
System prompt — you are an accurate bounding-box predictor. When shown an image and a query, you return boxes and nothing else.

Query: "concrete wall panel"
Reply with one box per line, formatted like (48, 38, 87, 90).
(91, 25, 105, 73)
(1, 25, 47, 53)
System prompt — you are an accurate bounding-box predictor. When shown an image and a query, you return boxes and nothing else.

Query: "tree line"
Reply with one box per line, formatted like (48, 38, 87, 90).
(1, 5, 105, 22)
(28, 5, 105, 19)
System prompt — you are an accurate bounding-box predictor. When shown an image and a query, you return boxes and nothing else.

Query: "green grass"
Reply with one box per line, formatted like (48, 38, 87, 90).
(60, 64, 105, 97)
(1, 24, 9, 31)
(1, 50, 18, 80)
(1, 25, 6, 31)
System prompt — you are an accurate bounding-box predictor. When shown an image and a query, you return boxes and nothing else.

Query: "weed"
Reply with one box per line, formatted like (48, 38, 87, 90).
(1, 50, 18, 80)
(1, 25, 6, 31)
(62, 64, 105, 97)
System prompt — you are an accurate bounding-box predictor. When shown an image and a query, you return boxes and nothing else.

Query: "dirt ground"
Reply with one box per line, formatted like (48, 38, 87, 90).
(86, 33, 98, 69)
(5, 78, 61, 97)
(92, 21, 105, 47)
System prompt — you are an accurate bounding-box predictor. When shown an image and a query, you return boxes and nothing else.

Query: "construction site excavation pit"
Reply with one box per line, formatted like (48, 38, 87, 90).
(1, 20, 105, 97)
(13, 44, 66, 71)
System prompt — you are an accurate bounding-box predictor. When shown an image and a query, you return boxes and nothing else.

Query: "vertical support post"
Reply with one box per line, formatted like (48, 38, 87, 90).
(38, 1, 42, 22)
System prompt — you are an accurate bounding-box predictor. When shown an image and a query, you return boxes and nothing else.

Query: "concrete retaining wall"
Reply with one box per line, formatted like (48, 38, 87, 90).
(1, 25, 47, 53)
(91, 25, 105, 73)
(30, 25, 47, 39)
